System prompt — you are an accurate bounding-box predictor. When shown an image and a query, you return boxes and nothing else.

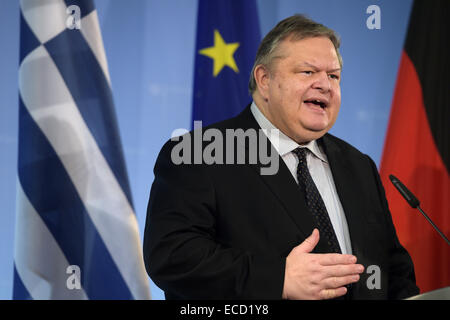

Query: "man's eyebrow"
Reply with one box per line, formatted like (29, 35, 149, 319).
(300, 62, 341, 73)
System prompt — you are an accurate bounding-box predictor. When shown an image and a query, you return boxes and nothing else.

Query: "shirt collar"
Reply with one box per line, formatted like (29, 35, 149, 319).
(250, 101, 328, 163)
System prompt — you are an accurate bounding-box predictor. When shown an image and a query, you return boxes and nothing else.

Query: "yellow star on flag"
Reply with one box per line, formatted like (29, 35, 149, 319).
(199, 29, 240, 77)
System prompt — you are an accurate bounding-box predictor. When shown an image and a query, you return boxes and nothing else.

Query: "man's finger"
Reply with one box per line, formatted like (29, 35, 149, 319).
(322, 263, 365, 278)
(319, 286, 347, 300)
(323, 274, 360, 289)
(318, 253, 357, 266)
(296, 228, 320, 254)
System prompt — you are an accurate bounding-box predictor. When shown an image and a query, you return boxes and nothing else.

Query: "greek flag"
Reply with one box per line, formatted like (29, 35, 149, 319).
(14, 0, 150, 299)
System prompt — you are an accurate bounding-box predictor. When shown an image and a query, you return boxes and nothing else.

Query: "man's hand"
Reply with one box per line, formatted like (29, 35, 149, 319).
(282, 229, 364, 300)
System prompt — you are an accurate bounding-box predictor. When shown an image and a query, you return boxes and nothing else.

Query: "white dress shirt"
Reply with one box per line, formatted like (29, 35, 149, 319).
(250, 102, 353, 254)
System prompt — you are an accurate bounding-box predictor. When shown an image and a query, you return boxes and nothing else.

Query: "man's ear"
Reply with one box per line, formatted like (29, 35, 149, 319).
(254, 64, 270, 101)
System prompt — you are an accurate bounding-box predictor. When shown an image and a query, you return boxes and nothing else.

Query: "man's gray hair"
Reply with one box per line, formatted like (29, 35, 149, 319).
(249, 14, 343, 94)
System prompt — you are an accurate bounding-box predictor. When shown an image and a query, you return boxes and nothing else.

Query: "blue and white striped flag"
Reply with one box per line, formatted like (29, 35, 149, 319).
(14, 0, 150, 299)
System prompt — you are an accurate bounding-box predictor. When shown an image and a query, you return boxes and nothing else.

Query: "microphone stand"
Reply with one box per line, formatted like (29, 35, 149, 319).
(389, 174, 449, 246)
(416, 206, 450, 246)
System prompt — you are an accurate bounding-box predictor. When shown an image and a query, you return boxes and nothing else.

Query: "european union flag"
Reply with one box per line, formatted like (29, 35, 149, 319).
(192, 0, 261, 127)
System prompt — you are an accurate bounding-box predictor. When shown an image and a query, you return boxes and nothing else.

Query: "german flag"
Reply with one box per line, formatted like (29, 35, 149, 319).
(380, 0, 449, 293)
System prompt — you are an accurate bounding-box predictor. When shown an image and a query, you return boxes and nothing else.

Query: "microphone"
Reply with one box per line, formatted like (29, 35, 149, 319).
(389, 174, 449, 246)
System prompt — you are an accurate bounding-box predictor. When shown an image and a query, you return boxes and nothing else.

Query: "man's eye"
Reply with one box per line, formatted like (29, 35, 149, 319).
(302, 71, 313, 75)
(329, 74, 340, 80)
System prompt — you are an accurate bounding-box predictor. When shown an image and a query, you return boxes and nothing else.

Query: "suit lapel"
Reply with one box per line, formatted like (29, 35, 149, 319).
(234, 106, 330, 252)
(320, 135, 370, 298)
(320, 135, 367, 260)
(250, 154, 320, 243)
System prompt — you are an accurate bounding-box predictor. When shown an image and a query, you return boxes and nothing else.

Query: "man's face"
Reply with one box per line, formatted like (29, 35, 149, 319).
(260, 36, 342, 143)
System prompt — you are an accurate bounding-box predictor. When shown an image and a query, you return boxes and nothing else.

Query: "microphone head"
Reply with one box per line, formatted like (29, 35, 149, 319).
(389, 174, 420, 209)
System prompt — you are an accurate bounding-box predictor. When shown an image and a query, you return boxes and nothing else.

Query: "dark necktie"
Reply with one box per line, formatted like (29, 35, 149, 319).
(292, 147, 341, 254)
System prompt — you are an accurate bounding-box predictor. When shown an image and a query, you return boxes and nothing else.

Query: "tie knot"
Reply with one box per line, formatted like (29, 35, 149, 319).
(293, 147, 308, 163)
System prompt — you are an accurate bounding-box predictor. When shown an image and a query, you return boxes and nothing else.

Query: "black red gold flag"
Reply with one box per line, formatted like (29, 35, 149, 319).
(380, 0, 449, 293)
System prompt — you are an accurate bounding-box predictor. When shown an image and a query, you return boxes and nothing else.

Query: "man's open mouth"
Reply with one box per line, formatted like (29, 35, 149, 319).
(304, 99, 328, 109)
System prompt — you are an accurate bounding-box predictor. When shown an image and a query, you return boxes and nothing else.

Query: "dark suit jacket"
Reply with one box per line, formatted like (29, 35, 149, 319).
(143, 105, 419, 300)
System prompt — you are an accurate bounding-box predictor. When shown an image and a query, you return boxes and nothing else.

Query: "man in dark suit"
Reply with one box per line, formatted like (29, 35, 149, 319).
(143, 14, 419, 300)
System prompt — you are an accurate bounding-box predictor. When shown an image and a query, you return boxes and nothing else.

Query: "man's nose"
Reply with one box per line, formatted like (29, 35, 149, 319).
(311, 72, 331, 92)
